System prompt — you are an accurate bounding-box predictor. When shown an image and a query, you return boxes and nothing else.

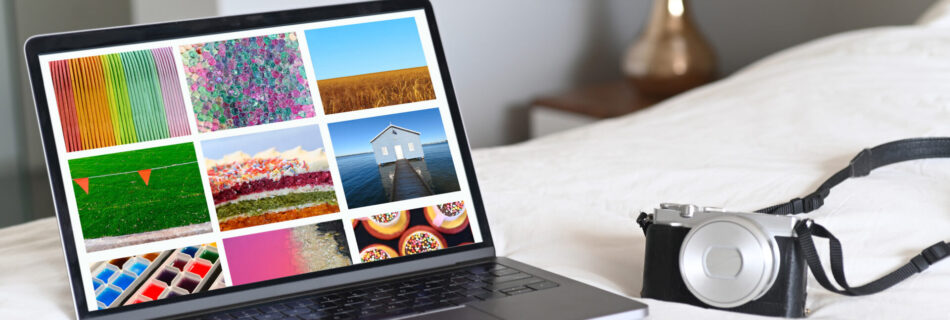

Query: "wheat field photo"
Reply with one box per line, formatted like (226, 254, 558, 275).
(306, 17, 436, 115)
(318, 66, 435, 114)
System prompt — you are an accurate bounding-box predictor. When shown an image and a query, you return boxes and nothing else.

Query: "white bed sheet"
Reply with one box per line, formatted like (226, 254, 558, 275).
(5, 5, 950, 320)
(475, 17, 950, 320)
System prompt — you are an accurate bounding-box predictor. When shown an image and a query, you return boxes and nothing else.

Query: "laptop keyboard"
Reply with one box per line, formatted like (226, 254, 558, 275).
(197, 263, 559, 320)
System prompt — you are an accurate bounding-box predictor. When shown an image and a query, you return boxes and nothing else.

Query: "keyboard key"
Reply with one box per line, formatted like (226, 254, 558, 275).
(461, 288, 490, 297)
(370, 286, 393, 293)
(396, 288, 419, 296)
(492, 272, 531, 283)
(492, 268, 520, 276)
(339, 305, 358, 313)
(342, 297, 366, 306)
(203, 263, 550, 320)
(501, 286, 527, 293)
(385, 297, 410, 306)
(381, 304, 410, 314)
(282, 307, 311, 315)
(297, 312, 327, 320)
(465, 265, 492, 274)
(253, 312, 284, 320)
(287, 299, 312, 308)
(527, 281, 560, 291)
(229, 310, 260, 318)
(475, 291, 508, 301)
(504, 287, 535, 296)
(461, 281, 487, 289)
(447, 295, 479, 305)
(358, 308, 383, 318)
(488, 277, 545, 292)
(257, 306, 283, 314)
(369, 292, 393, 301)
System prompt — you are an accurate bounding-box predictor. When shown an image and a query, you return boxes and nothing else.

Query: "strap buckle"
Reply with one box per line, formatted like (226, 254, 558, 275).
(849, 148, 873, 177)
(922, 242, 950, 264)
(912, 242, 950, 272)
(790, 195, 824, 213)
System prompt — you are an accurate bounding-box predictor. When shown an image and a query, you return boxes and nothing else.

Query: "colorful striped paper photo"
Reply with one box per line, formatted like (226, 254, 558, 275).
(49, 47, 191, 152)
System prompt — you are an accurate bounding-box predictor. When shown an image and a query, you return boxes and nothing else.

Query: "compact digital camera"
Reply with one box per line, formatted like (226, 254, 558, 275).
(638, 204, 807, 318)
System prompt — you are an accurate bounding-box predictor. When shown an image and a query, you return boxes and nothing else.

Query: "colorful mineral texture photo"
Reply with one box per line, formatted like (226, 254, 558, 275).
(179, 33, 315, 132)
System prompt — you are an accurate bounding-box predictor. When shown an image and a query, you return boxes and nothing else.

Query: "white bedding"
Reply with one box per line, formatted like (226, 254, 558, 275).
(5, 5, 950, 320)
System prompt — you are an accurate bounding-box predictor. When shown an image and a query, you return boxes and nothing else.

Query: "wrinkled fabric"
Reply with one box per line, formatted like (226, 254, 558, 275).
(476, 24, 950, 320)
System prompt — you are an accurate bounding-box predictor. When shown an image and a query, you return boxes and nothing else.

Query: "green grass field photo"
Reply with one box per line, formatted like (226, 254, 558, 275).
(69, 143, 212, 252)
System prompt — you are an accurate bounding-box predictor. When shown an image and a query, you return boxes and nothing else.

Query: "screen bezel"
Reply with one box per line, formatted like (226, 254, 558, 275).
(23, 1, 496, 318)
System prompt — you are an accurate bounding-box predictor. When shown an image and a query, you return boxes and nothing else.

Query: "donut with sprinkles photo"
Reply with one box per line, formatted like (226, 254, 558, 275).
(352, 201, 473, 263)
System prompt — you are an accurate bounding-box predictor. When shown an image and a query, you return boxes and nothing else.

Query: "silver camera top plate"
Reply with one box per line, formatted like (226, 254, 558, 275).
(654, 203, 799, 237)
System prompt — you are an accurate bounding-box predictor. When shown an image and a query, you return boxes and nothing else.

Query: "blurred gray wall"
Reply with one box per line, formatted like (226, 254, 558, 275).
(3, 1, 132, 227)
(0, 1, 25, 227)
(0, 0, 938, 227)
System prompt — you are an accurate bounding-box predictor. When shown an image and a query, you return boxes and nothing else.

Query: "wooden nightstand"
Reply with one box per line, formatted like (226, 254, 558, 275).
(529, 80, 660, 138)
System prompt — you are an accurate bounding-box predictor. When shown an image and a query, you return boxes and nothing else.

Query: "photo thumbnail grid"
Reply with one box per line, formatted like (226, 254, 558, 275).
(39, 13, 479, 312)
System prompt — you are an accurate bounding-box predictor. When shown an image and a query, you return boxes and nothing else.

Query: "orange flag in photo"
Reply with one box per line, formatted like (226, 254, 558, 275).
(73, 178, 90, 194)
(138, 169, 152, 186)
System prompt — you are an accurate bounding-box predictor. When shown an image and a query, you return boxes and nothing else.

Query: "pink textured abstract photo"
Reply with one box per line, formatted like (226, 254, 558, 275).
(179, 33, 315, 132)
(221, 220, 351, 285)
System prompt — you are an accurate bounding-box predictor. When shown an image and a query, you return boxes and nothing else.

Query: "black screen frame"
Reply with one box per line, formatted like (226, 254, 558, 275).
(23, 1, 495, 318)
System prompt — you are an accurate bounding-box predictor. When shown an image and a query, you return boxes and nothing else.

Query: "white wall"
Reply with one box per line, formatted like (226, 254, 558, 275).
(1, 0, 939, 225)
(152, 0, 654, 147)
(137, 0, 938, 147)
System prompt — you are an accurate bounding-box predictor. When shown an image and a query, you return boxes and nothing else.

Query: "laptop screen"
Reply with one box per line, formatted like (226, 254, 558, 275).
(35, 8, 483, 312)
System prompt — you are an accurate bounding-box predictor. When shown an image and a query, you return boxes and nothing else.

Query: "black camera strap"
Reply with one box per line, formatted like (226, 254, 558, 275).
(757, 137, 950, 296)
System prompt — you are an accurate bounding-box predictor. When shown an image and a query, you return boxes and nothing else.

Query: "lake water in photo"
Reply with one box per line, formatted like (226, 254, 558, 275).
(336, 142, 460, 208)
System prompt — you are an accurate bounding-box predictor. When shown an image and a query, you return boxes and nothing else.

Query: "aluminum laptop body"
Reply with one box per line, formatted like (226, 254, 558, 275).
(24, 1, 648, 319)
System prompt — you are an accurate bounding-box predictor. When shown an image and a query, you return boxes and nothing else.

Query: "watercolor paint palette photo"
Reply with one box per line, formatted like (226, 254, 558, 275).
(90, 243, 221, 310)
(91, 251, 169, 309)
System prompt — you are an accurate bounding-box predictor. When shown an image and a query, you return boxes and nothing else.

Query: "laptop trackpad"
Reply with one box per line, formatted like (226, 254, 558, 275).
(402, 306, 501, 320)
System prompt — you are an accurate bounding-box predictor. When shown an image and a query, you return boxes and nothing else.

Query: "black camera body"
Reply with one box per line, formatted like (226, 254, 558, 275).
(639, 204, 807, 318)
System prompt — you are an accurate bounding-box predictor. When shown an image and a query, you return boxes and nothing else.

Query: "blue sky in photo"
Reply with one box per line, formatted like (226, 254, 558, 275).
(201, 125, 324, 159)
(306, 18, 427, 80)
(328, 108, 448, 156)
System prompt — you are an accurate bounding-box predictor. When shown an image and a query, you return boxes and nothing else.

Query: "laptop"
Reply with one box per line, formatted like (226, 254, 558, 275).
(24, 1, 648, 319)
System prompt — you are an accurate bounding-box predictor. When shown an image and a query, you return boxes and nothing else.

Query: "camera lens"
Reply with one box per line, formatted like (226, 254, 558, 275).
(679, 215, 781, 308)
